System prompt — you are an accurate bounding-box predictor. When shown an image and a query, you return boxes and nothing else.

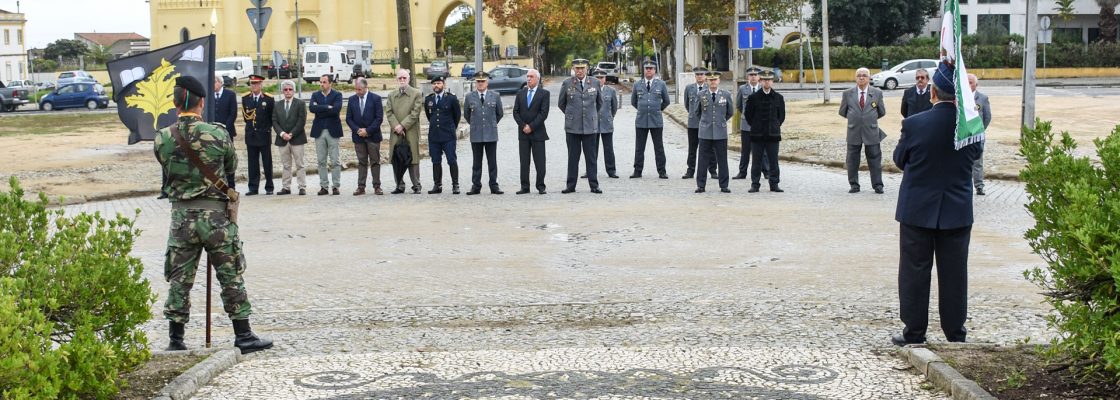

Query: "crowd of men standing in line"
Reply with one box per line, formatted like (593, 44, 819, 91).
(170, 59, 994, 200)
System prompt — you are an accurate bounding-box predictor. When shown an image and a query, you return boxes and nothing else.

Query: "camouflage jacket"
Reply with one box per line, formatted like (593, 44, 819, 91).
(154, 114, 237, 202)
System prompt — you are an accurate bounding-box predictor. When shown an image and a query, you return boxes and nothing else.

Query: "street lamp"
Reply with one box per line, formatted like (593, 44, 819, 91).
(638, 26, 645, 75)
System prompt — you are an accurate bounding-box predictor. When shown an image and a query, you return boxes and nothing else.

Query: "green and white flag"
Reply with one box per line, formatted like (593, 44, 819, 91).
(940, 0, 985, 150)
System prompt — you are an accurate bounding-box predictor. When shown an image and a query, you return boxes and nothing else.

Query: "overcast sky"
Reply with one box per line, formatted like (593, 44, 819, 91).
(1, 0, 151, 49)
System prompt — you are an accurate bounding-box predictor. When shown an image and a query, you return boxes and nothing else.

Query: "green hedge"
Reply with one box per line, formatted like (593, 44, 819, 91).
(752, 43, 1120, 70)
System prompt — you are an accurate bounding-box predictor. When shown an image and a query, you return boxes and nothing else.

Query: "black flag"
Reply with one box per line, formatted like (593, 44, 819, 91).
(108, 35, 215, 144)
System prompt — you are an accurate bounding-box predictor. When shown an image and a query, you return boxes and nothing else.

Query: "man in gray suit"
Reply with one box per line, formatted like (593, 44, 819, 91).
(463, 71, 504, 195)
(630, 60, 672, 179)
(839, 67, 888, 194)
(272, 80, 307, 195)
(691, 71, 734, 193)
(683, 67, 716, 179)
(594, 69, 620, 179)
(967, 74, 993, 195)
(558, 58, 603, 194)
(734, 68, 769, 180)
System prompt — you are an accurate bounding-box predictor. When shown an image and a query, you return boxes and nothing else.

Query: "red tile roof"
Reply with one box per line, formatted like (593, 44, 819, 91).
(75, 32, 149, 47)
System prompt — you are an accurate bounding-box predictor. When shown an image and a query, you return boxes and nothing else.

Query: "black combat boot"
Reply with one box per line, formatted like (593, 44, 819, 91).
(166, 321, 187, 351)
(428, 164, 443, 194)
(449, 164, 461, 194)
(232, 319, 274, 354)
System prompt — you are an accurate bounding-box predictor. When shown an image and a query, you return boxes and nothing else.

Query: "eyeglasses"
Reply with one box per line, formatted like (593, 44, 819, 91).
(916, 76, 928, 80)
(282, 88, 293, 91)
(397, 77, 409, 80)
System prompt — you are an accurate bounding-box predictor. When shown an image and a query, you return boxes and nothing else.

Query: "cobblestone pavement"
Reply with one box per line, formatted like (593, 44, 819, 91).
(68, 81, 1051, 399)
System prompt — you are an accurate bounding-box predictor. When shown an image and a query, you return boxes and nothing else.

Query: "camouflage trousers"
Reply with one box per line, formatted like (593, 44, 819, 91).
(163, 208, 253, 323)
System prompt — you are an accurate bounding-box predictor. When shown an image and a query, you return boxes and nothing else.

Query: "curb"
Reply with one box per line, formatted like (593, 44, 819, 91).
(897, 346, 997, 400)
(152, 348, 243, 400)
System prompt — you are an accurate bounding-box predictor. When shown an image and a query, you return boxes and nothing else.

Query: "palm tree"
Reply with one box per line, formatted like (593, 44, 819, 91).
(1099, 0, 1119, 43)
(87, 45, 113, 65)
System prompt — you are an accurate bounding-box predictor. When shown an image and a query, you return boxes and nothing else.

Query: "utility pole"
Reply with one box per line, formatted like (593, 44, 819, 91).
(474, 0, 483, 76)
(1022, 0, 1038, 134)
(675, 0, 683, 103)
(295, 0, 301, 97)
(255, 0, 262, 76)
(396, 0, 416, 87)
(821, 0, 832, 104)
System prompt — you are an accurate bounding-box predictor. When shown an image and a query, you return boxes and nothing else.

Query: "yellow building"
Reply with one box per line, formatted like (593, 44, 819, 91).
(149, 0, 517, 62)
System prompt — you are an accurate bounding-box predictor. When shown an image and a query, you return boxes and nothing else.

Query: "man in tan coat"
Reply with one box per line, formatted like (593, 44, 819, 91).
(386, 68, 424, 194)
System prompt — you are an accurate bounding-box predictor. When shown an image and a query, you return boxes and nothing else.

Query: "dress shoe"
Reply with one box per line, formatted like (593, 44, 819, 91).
(590, 188, 602, 194)
(332, 188, 340, 195)
(353, 187, 366, 196)
(491, 188, 504, 195)
(277, 188, 291, 195)
(156, 193, 169, 199)
(658, 174, 669, 179)
(874, 187, 885, 194)
(748, 185, 760, 193)
(391, 188, 405, 194)
(516, 189, 531, 195)
(539, 189, 547, 195)
(562, 188, 575, 194)
(580, 174, 587, 179)
(317, 188, 329, 196)
(695, 188, 705, 193)
(721, 188, 731, 193)
(732, 174, 747, 180)
(452, 185, 461, 194)
(608, 174, 619, 179)
(770, 185, 784, 193)
(466, 187, 482, 195)
(976, 187, 985, 196)
(246, 191, 258, 196)
(266, 190, 274, 195)
(299, 189, 306, 195)
(374, 187, 383, 195)
(681, 172, 694, 179)
(890, 334, 926, 347)
(428, 187, 443, 194)
(848, 187, 860, 193)
(629, 174, 641, 179)
(413, 187, 422, 194)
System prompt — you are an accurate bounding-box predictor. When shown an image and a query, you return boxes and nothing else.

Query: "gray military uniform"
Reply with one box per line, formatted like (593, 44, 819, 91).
(597, 84, 620, 177)
(692, 88, 734, 190)
(972, 90, 992, 191)
(735, 82, 769, 177)
(464, 90, 503, 143)
(558, 76, 603, 190)
(630, 78, 672, 176)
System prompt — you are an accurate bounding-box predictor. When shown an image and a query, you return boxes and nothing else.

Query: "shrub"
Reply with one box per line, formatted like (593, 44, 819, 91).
(0, 176, 154, 398)
(1021, 121, 1120, 383)
(754, 43, 1120, 70)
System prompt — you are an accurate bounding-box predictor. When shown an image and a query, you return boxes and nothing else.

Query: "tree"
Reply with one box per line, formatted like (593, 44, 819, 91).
(1098, 0, 1119, 43)
(43, 39, 89, 63)
(87, 45, 113, 65)
(443, 11, 494, 58)
(485, 0, 582, 71)
(808, 0, 939, 46)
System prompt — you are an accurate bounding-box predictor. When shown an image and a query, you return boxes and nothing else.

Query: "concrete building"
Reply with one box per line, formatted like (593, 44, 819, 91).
(0, 8, 27, 83)
(148, 0, 517, 63)
(74, 32, 150, 59)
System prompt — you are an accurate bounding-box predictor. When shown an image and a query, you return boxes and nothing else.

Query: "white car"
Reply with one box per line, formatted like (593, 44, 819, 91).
(216, 56, 253, 86)
(871, 59, 937, 90)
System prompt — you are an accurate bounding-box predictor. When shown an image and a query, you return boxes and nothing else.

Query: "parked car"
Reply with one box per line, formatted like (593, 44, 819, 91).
(0, 80, 31, 112)
(36, 81, 56, 90)
(6, 79, 34, 88)
(424, 60, 450, 80)
(38, 82, 110, 111)
(217, 56, 254, 86)
(486, 65, 530, 94)
(56, 70, 96, 86)
(871, 59, 937, 90)
(265, 51, 293, 79)
(461, 63, 476, 78)
(595, 61, 619, 83)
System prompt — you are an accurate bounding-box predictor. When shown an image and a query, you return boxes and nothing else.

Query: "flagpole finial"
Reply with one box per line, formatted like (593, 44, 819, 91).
(210, 8, 218, 34)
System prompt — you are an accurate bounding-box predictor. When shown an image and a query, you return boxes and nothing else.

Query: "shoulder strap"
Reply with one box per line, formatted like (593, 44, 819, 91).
(171, 124, 231, 194)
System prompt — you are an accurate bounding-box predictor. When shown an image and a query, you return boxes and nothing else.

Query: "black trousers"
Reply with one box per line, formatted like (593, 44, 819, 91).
(246, 144, 274, 192)
(898, 223, 971, 342)
(566, 132, 600, 190)
(519, 140, 547, 191)
(633, 127, 666, 175)
(738, 131, 769, 178)
(600, 132, 617, 176)
(686, 127, 717, 175)
(226, 141, 237, 189)
(750, 141, 781, 185)
(471, 142, 499, 190)
(696, 139, 729, 189)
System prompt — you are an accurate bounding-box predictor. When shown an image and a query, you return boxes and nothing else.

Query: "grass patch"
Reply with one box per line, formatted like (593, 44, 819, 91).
(114, 352, 209, 400)
(932, 344, 1119, 399)
(0, 113, 120, 137)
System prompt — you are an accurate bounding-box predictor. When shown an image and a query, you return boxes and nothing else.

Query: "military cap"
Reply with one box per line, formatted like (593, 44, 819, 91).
(932, 61, 955, 94)
(704, 71, 721, 80)
(692, 67, 708, 73)
(746, 67, 761, 75)
(572, 58, 590, 68)
(174, 76, 206, 98)
(592, 69, 608, 77)
(473, 71, 490, 81)
(759, 70, 776, 80)
(430, 75, 445, 83)
(248, 74, 266, 84)
(642, 60, 657, 69)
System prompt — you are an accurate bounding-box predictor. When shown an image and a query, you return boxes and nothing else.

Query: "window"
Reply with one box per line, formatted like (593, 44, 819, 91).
(59, 72, 74, 79)
(4, 30, 8, 45)
(317, 52, 328, 63)
(919, 61, 937, 69)
(305, 52, 315, 64)
(58, 85, 75, 94)
(961, 18, 969, 35)
(180, 28, 190, 42)
(976, 14, 1010, 36)
(900, 62, 921, 72)
(489, 69, 508, 79)
(1054, 28, 1083, 44)
(16, 29, 21, 45)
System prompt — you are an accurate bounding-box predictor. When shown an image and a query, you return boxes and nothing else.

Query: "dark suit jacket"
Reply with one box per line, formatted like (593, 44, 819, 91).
(346, 92, 384, 143)
(272, 97, 307, 146)
(309, 89, 344, 139)
(424, 92, 462, 143)
(745, 89, 785, 141)
(242, 93, 274, 147)
(213, 88, 238, 138)
(893, 102, 981, 230)
(513, 86, 550, 141)
(901, 85, 933, 118)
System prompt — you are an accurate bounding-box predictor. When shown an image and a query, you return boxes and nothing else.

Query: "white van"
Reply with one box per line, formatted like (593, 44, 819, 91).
(334, 40, 373, 78)
(216, 56, 253, 86)
(302, 44, 353, 84)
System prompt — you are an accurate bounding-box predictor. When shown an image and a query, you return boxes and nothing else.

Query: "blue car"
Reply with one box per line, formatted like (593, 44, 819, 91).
(461, 64, 476, 78)
(39, 82, 110, 111)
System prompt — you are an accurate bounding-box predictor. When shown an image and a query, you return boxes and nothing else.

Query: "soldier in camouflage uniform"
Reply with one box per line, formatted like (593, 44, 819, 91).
(153, 75, 273, 354)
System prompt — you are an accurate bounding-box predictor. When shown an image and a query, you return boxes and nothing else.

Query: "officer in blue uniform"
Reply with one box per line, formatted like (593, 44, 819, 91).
(423, 76, 462, 194)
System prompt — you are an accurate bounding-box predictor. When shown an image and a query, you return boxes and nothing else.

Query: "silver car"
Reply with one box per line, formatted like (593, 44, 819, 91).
(871, 59, 937, 90)
(57, 70, 97, 86)
(595, 62, 619, 84)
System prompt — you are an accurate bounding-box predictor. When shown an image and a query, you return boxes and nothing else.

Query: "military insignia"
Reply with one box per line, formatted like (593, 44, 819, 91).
(588, 88, 597, 94)
(428, 101, 434, 107)
(872, 102, 878, 109)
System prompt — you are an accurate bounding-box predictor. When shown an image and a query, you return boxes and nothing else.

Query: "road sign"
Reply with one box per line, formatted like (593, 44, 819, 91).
(249, 0, 267, 8)
(246, 7, 272, 39)
(737, 21, 764, 50)
(1038, 29, 1052, 44)
(1039, 16, 1051, 30)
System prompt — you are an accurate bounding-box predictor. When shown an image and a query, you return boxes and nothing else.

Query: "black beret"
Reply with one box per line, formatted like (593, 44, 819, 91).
(430, 75, 445, 83)
(175, 76, 206, 98)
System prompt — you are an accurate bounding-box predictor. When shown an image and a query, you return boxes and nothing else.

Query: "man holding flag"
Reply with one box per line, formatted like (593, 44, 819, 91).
(890, 0, 982, 346)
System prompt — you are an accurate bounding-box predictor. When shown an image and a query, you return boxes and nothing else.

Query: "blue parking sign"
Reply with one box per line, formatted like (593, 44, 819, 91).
(737, 21, 764, 50)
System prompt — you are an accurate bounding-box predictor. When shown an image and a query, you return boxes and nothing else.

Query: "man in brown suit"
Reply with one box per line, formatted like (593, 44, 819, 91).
(385, 69, 424, 194)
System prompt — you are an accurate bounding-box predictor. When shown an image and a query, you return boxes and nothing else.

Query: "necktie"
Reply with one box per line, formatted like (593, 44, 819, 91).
(254, 95, 259, 104)
(216, 91, 220, 101)
(527, 89, 533, 105)
(437, 94, 442, 105)
(646, 81, 651, 92)
(711, 92, 716, 102)
(859, 91, 866, 109)
(359, 95, 365, 114)
(285, 100, 290, 113)
(580, 80, 584, 91)
(480, 92, 485, 103)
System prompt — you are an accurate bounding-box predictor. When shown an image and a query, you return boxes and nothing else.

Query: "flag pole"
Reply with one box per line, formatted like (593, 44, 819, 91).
(206, 256, 212, 348)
